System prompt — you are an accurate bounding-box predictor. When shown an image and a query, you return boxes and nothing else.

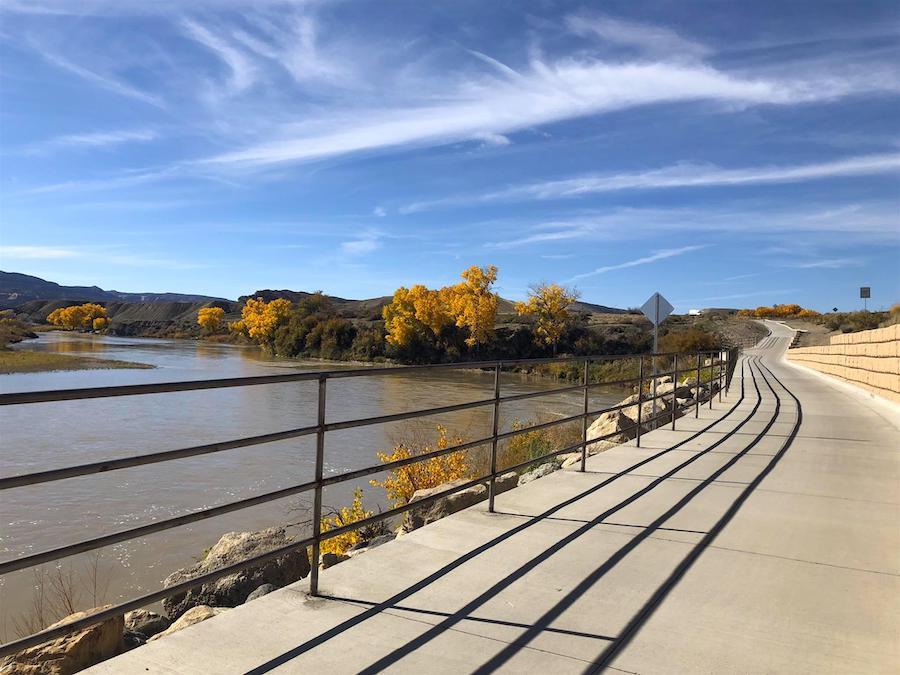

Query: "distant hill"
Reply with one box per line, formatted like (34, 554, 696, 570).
(0, 271, 229, 308)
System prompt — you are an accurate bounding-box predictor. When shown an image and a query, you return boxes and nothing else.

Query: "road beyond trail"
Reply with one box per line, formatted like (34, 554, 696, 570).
(89, 322, 900, 674)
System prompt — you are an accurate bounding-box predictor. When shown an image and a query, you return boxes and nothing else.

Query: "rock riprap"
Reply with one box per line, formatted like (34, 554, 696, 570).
(406, 472, 517, 530)
(0, 606, 123, 675)
(124, 609, 170, 638)
(162, 527, 309, 620)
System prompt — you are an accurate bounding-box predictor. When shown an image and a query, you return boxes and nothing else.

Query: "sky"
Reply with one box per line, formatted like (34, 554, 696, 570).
(0, 0, 898, 312)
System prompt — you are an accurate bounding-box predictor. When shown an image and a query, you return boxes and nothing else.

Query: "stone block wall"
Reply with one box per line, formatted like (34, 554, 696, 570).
(787, 324, 900, 402)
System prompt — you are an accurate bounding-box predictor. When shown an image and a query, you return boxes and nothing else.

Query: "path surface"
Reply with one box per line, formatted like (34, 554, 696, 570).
(89, 323, 900, 674)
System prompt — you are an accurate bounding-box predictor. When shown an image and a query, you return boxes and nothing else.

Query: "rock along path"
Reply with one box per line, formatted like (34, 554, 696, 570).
(88, 322, 900, 674)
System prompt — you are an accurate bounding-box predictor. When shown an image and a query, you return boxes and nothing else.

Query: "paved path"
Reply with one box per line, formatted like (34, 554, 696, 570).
(90, 323, 900, 674)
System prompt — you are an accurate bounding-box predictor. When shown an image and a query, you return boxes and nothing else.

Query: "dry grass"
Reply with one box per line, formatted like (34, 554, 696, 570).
(0, 350, 153, 374)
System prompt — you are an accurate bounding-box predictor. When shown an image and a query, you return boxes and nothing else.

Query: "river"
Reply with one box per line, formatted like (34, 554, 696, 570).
(0, 333, 624, 637)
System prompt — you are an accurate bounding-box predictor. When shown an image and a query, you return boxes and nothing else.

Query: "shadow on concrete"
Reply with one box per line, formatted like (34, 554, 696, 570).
(244, 357, 801, 674)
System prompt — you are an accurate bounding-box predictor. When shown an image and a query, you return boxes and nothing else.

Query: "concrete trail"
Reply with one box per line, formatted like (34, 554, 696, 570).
(89, 324, 900, 674)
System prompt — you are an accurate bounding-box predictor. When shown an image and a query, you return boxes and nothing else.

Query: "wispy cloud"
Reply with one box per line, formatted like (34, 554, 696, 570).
(181, 18, 257, 96)
(39, 51, 164, 108)
(340, 230, 382, 255)
(781, 257, 865, 269)
(567, 245, 706, 281)
(24, 128, 158, 155)
(402, 153, 900, 212)
(0, 245, 81, 259)
(197, 58, 897, 170)
(567, 14, 711, 60)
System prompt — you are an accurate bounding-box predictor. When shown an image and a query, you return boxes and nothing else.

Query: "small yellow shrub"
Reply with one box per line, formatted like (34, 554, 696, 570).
(370, 425, 472, 507)
(319, 488, 373, 556)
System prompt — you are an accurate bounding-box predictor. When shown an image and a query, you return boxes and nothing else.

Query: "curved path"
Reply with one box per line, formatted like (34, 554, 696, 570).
(90, 325, 900, 674)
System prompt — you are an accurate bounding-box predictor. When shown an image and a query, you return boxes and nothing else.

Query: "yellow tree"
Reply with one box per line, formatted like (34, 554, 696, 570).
(383, 287, 419, 348)
(230, 298, 292, 348)
(515, 283, 579, 354)
(197, 307, 225, 334)
(48, 303, 107, 330)
(92, 317, 109, 332)
(445, 265, 498, 347)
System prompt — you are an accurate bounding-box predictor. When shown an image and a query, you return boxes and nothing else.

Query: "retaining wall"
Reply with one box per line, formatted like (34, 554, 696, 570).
(787, 324, 900, 402)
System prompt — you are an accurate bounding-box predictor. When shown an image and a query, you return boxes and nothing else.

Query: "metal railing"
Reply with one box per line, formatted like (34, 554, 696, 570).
(0, 348, 737, 656)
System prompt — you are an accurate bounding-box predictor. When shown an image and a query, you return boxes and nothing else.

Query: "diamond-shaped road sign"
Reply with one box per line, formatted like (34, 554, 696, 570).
(640, 292, 674, 327)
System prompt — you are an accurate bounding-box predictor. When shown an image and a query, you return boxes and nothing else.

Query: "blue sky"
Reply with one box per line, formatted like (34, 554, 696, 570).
(0, 0, 898, 312)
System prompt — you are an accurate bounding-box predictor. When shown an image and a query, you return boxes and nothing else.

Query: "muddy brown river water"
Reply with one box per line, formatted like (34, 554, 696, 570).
(0, 333, 625, 637)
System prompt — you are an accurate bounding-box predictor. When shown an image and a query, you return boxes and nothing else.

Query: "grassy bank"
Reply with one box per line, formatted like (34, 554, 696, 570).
(0, 351, 154, 374)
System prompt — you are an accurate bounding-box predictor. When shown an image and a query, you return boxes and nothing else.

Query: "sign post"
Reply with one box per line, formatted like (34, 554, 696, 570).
(860, 286, 870, 311)
(640, 292, 674, 424)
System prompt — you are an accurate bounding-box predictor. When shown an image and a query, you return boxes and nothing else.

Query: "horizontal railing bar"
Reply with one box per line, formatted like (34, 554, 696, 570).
(0, 479, 319, 575)
(497, 382, 586, 403)
(0, 423, 319, 491)
(321, 436, 492, 488)
(0, 374, 700, 491)
(323, 396, 496, 432)
(0, 533, 316, 659)
(0, 350, 722, 406)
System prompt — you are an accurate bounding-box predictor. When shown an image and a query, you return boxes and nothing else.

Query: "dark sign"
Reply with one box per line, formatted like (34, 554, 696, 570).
(860, 287, 871, 299)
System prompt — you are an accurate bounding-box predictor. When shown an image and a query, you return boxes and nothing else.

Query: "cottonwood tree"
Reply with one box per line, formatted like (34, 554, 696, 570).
(197, 306, 225, 334)
(515, 283, 580, 354)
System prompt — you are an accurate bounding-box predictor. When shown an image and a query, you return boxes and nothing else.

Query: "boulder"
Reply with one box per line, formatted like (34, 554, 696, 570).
(147, 606, 228, 642)
(321, 553, 350, 568)
(406, 472, 517, 530)
(245, 584, 276, 602)
(162, 527, 309, 620)
(1, 606, 123, 675)
(517, 461, 560, 486)
(587, 409, 636, 444)
(655, 382, 693, 399)
(124, 609, 170, 638)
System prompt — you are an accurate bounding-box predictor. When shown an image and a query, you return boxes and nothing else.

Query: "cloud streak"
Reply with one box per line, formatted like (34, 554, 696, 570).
(402, 153, 900, 212)
(25, 128, 158, 155)
(567, 245, 706, 281)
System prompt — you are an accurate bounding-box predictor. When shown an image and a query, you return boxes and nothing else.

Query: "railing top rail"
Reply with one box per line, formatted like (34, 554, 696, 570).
(0, 349, 723, 406)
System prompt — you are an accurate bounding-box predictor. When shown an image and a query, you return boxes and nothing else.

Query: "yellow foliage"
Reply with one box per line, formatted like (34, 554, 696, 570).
(382, 286, 420, 348)
(230, 297, 292, 345)
(446, 265, 498, 347)
(515, 283, 579, 352)
(47, 303, 107, 330)
(382, 265, 499, 349)
(92, 317, 109, 332)
(197, 306, 225, 333)
(370, 425, 472, 507)
(739, 304, 819, 319)
(319, 488, 374, 556)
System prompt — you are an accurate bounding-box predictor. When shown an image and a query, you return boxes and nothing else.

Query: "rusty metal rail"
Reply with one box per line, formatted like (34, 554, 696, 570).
(0, 348, 736, 657)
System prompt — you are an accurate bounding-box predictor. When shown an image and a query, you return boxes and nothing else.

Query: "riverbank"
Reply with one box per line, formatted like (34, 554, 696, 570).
(0, 350, 154, 374)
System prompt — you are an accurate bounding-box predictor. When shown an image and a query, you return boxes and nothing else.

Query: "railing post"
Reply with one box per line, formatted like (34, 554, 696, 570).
(695, 351, 701, 419)
(635, 356, 644, 448)
(671, 354, 678, 431)
(709, 351, 714, 410)
(487, 363, 501, 513)
(309, 375, 327, 596)
(580, 358, 589, 472)
(719, 350, 724, 402)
